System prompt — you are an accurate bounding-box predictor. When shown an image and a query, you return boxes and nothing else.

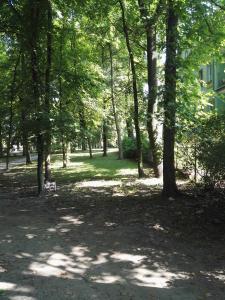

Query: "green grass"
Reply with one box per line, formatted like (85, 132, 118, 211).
(1, 150, 139, 187)
(52, 150, 138, 183)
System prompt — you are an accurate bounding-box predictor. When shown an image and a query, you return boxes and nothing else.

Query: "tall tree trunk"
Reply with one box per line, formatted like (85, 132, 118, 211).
(88, 137, 93, 159)
(6, 54, 20, 170)
(62, 137, 67, 168)
(0, 122, 3, 157)
(37, 134, 44, 193)
(79, 108, 87, 151)
(6, 97, 13, 170)
(44, 0, 52, 181)
(146, 27, 160, 177)
(138, 0, 161, 178)
(20, 54, 32, 165)
(119, 0, 144, 177)
(109, 43, 123, 160)
(29, 1, 44, 194)
(21, 106, 32, 165)
(101, 47, 108, 157)
(162, 0, 179, 197)
(58, 26, 68, 168)
(102, 102, 108, 157)
(126, 112, 134, 139)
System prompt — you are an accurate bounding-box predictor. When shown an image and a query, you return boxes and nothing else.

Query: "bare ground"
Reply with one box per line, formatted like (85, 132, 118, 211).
(0, 171, 225, 300)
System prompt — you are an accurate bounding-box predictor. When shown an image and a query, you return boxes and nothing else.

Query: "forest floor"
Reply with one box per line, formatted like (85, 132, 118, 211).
(0, 150, 225, 300)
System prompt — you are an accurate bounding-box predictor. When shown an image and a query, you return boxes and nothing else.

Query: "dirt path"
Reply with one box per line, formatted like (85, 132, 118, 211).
(0, 164, 225, 299)
(0, 155, 37, 171)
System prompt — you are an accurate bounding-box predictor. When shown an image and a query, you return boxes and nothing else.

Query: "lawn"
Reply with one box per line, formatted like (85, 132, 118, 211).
(52, 149, 138, 183)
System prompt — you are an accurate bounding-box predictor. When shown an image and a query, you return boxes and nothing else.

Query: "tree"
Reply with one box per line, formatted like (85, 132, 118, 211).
(119, 0, 144, 177)
(109, 42, 123, 160)
(162, 0, 179, 197)
(138, 0, 164, 178)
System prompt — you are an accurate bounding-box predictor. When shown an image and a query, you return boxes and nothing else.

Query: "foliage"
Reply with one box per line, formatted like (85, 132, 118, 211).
(197, 114, 225, 187)
(122, 135, 155, 164)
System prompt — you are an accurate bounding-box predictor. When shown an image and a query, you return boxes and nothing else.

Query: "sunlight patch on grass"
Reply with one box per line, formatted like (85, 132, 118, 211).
(76, 180, 121, 188)
(117, 168, 138, 176)
(52, 151, 138, 182)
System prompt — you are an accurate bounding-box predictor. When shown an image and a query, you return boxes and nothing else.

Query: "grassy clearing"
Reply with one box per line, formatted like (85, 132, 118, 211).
(2, 150, 139, 186)
(52, 149, 138, 183)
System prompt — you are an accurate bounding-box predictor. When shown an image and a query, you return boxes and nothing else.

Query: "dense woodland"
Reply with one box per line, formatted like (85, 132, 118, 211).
(0, 0, 225, 197)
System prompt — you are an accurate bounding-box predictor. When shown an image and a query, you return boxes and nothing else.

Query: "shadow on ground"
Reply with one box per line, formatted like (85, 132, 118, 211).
(0, 186, 225, 299)
(0, 150, 225, 299)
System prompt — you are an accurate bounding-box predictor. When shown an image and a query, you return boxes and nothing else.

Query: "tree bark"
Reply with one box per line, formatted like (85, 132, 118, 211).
(6, 54, 20, 170)
(44, 0, 52, 181)
(21, 106, 32, 165)
(88, 137, 93, 159)
(119, 0, 144, 177)
(146, 27, 160, 177)
(29, 0, 44, 194)
(102, 105, 108, 157)
(37, 134, 44, 193)
(162, 0, 179, 197)
(62, 137, 67, 168)
(126, 115, 134, 139)
(138, 0, 160, 178)
(79, 108, 87, 151)
(109, 43, 123, 160)
(58, 26, 68, 168)
(0, 122, 3, 157)
(20, 53, 32, 165)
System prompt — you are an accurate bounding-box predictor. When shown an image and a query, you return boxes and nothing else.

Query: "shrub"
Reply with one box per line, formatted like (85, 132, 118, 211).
(122, 135, 158, 165)
(196, 114, 225, 187)
(122, 136, 137, 160)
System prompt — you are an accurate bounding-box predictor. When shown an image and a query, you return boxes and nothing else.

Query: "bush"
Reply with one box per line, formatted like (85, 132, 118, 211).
(197, 114, 225, 187)
(176, 112, 225, 188)
(122, 136, 137, 160)
(122, 136, 156, 164)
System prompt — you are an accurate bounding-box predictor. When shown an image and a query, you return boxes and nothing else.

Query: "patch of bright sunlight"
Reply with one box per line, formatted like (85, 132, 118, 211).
(52, 161, 85, 169)
(25, 234, 37, 240)
(205, 271, 225, 281)
(71, 246, 89, 257)
(90, 273, 124, 284)
(28, 262, 65, 278)
(0, 282, 16, 291)
(60, 216, 84, 225)
(27, 249, 92, 278)
(117, 168, 138, 176)
(137, 177, 163, 186)
(69, 148, 117, 158)
(92, 253, 108, 265)
(152, 224, 165, 231)
(9, 296, 36, 300)
(76, 180, 121, 188)
(15, 253, 33, 259)
(111, 252, 147, 265)
(47, 253, 73, 267)
(130, 266, 188, 288)
(0, 282, 34, 294)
